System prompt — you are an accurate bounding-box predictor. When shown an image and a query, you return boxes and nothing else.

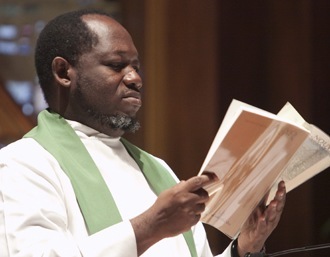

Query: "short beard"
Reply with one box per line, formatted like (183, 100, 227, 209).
(87, 109, 141, 133)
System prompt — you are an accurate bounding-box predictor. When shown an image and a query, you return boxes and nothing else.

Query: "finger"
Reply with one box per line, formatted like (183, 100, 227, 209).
(274, 181, 286, 211)
(268, 181, 286, 213)
(265, 201, 285, 225)
(192, 188, 209, 203)
(255, 214, 268, 235)
(184, 174, 216, 192)
(191, 213, 201, 222)
(264, 203, 278, 223)
(195, 203, 206, 215)
(264, 181, 286, 212)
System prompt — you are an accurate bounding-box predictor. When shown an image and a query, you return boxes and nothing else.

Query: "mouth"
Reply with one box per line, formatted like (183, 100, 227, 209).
(122, 92, 142, 107)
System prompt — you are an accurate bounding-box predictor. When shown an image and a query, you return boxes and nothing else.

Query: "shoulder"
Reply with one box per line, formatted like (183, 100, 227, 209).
(0, 137, 55, 163)
(0, 138, 64, 186)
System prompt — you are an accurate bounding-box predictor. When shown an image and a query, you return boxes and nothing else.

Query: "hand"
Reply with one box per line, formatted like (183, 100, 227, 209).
(237, 181, 286, 257)
(130, 174, 215, 255)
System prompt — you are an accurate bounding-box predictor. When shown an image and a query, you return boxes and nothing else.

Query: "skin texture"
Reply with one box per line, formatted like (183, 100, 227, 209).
(51, 15, 142, 137)
(238, 181, 286, 256)
(50, 14, 286, 257)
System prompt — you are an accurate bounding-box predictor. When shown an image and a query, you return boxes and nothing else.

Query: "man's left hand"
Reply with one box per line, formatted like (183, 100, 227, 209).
(237, 181, 286, 257)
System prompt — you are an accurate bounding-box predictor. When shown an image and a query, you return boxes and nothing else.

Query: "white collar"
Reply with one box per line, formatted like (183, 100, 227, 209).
(65, 120, 121, 146)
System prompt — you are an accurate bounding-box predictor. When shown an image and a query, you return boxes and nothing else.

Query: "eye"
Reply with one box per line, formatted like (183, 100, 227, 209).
(107, 63, 126, 72)
(133, 65, 140, 73)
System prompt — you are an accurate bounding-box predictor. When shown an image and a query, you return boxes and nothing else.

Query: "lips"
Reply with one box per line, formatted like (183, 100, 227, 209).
(122, 91, 142, 107)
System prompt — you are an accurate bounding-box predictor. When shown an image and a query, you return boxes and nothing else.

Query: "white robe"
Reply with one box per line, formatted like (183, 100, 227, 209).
(0, 121, 232, 257)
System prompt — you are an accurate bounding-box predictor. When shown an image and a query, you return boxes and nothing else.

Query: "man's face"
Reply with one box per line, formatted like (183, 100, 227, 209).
(68, 15, 142, 136)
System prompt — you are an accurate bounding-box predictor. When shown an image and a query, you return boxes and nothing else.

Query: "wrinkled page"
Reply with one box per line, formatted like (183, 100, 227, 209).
(267, 105, 330, 202)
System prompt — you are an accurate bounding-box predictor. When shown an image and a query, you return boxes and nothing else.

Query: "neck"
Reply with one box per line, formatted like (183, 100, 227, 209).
(48, 108, 126, 138)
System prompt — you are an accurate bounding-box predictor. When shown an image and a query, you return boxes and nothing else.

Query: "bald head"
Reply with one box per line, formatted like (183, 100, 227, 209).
(82, 14, 136, 53)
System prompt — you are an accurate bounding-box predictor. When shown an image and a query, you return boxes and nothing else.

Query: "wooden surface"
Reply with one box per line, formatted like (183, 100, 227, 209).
(0, 85, 33, 145)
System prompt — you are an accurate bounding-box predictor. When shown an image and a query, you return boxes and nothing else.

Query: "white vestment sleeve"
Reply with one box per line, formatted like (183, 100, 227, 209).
(0, 139, 138, 257)
(78, 220, 137, 257)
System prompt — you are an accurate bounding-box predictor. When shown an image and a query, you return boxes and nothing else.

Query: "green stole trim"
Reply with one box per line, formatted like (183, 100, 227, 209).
(24, 110, 197, 257)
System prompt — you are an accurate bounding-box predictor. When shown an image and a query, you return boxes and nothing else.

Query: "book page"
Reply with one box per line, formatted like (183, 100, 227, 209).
(199, 99, 302, 176)
(199, 106, 309, 238)
(267, 104, 330, 202)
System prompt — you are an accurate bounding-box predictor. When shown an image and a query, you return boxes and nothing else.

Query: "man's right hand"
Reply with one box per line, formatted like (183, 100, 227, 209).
(130, 174, 215, 255)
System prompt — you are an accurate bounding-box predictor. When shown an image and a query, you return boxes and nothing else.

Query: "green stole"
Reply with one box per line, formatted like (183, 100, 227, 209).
(24, 110, 197, 257)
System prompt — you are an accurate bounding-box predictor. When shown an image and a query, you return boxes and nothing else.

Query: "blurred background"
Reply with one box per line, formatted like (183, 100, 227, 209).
(0, 0, 329, 256)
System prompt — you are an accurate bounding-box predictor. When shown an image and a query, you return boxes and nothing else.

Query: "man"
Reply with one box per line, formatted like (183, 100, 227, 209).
(0, 9, 286, 257)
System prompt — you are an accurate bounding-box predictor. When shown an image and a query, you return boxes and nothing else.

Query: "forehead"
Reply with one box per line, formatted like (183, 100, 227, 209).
(82, 15, 138, 58)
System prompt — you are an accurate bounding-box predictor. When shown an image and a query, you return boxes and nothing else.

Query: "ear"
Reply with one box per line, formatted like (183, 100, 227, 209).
(51, 57, 73, 87)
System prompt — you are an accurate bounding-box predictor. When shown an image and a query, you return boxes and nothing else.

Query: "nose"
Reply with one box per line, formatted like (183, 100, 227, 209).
(123, 68, 143, 90)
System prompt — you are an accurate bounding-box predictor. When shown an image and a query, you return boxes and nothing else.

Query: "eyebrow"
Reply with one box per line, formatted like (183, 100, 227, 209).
(110, 51, 140, 64)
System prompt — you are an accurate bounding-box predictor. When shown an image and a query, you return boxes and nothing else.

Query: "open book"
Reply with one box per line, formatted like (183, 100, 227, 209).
(199, 99, 330, 238)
